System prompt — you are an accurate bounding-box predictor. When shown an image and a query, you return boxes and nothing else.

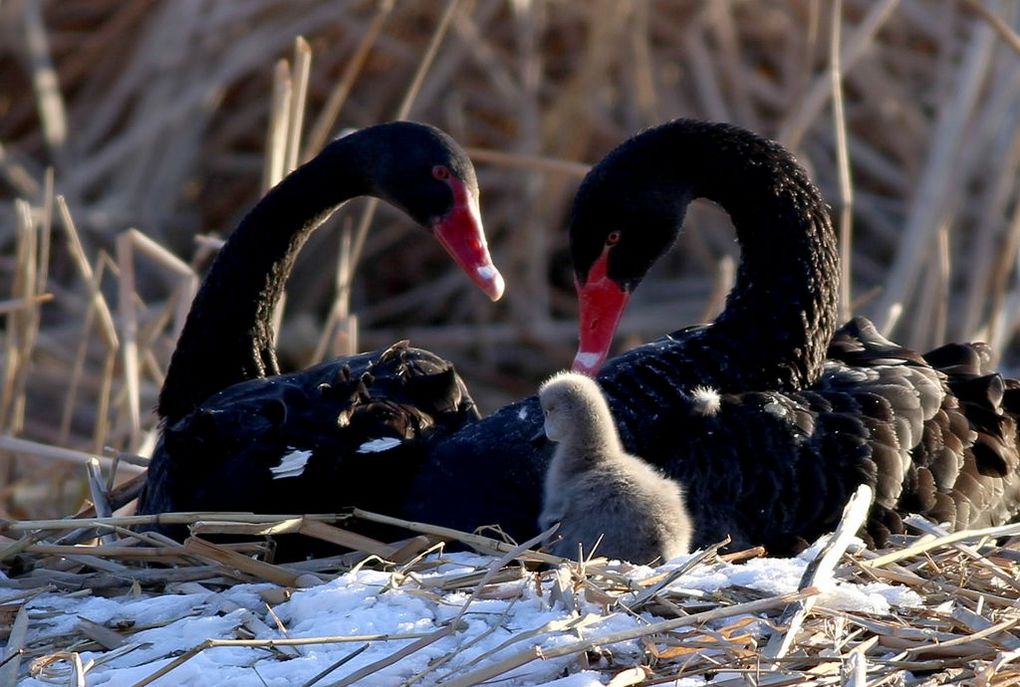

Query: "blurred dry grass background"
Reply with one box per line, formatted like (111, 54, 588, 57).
(1, 0, 1020, 519)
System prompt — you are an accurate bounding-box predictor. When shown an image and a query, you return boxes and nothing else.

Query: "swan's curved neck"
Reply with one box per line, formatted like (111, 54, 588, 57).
(668, 125, 839, 390)
(158, 137, 368, 422)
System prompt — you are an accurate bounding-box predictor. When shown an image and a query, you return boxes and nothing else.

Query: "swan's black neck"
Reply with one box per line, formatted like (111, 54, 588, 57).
(581, 120, 839, 391)
(694, 124, 838, 390)
(158, 136, 369, 422)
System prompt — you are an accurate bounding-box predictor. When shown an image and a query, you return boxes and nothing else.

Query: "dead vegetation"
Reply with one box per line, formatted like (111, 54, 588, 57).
(0, 495, 1018, 686)
(1, 0, 1020, 683)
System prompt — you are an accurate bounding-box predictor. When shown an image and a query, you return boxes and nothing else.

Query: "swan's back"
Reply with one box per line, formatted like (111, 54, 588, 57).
(139, 342, 480, 551)
(652, 317, 1020, 553)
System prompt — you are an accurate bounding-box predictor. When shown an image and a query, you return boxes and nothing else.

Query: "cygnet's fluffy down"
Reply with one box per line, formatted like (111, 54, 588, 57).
(538, 371, 693, 563)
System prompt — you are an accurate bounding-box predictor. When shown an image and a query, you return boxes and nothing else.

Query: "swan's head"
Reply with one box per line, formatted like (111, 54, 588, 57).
(538, 371, 608, 443)
(365, 121, 504, 301)
(567, 129, 692, 375)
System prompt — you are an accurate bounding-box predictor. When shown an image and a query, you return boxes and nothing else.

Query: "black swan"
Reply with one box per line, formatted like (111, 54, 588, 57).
(538, 371, 693, 563)
(138, 121, 503, 533)
(397, 119, 1020, 554)
(139, 118, 1020, 557)
(568, 119, 836, 385)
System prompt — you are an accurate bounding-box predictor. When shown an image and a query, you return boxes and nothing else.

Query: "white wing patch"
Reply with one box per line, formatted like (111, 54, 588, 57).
(270, 448, 313, 480)
(357, 437, 403, 453)
(518, 407, 528, 420)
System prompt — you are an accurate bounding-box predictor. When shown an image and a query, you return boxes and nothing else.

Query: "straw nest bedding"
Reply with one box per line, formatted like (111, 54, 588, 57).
(0, 492, 1018, 686)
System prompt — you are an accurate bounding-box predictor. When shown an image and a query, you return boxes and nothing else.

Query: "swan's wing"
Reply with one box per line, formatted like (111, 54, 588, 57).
(660, 318, 1020, 554)
(140, 344, 480, 546)
(817, 316, 1020, 540)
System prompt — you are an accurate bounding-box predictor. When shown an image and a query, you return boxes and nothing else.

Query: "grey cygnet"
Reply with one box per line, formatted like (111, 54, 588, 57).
(538, 371, 693, 563)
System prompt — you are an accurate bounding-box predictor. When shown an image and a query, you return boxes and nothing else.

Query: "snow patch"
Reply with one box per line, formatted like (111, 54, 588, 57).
(18, 542, 924, 687)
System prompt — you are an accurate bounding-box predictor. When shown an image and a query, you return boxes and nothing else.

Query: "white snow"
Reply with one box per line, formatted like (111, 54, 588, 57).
(356, 437, 403, 453)
(14, 540, 923, 687)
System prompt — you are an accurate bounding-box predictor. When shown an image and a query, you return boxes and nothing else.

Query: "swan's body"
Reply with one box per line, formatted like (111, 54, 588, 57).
(395, 120, 1020, 554)
(141, 118, 1020, 557)
(539, 372, 692, 563)
(138, 122, 501, 545)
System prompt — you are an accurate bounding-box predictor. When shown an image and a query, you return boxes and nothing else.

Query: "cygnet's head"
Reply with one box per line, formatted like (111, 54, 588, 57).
(538, 371, 607, 443)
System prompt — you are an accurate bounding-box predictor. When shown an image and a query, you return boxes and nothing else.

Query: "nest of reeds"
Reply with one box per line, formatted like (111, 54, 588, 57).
(0, 492, 1018, 686)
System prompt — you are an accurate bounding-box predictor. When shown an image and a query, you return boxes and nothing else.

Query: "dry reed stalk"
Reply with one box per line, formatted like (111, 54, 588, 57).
(442, 588, 819, 687)
(300, 643, 370, 687)
(778, 0, 900, 149)
(285, 37, 312, 176)
(0, 295, 52, 315)
(962, 0, 1020, 55)
(873, 14, 996, 335)
(861, 521, 1020, 569)
(326, 625, 456, 687)
(21, 0, 67, 155)
(317, 0, 464, 362)
(462, 148, 590, 177)
(114, 232, 142, 451)
(264, 58, 292, 193)
(0, 201, 38, 440)
(351, 507, 564, 565)
(0, 605, 28, 687)
(57, 222, 116, 443)
(987, 195, 1020, 357)
(828, 0, 854, 325)
(183, 536, 305, 586)
(303, 0, 394, 158)
(762, 484, 873, 663)
(127, 630, 442, 687)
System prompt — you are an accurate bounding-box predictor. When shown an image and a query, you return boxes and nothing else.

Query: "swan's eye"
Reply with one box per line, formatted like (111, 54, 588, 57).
(605, 231, 621, 246)
(432, 165, 451, 181)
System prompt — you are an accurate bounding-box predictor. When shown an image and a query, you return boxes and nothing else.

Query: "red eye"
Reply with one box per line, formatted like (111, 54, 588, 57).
(432, 165, 451, 180)
(606, 231, 621, 246)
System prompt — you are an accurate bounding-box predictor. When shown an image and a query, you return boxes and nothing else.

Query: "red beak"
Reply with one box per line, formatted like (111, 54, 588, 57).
(572, 251, 630, 376)
(433, 178, 504, 301)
